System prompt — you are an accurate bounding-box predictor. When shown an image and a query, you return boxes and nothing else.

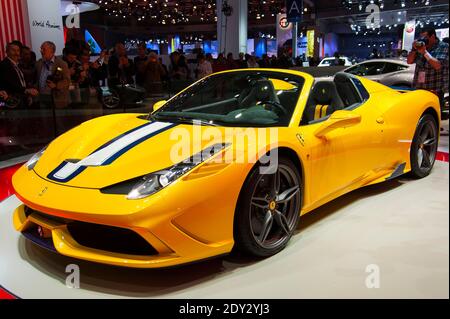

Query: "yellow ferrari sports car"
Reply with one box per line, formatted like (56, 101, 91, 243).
(12, 69, 440, 268)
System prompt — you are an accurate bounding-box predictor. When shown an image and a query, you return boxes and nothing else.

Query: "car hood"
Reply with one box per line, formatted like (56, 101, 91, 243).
(33, 114, 234, 189)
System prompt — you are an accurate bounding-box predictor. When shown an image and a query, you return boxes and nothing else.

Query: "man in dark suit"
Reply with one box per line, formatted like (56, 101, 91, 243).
(0, 42, 39, 107)
(35, 41, 70, 108)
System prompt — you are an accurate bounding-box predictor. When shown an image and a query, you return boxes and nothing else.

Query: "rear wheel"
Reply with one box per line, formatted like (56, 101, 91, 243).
(234, 157, 302, 257)
(410, 114, 438, 179)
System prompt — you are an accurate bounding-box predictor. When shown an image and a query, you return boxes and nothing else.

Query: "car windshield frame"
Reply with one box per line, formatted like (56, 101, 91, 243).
(149, 71, 305, 127)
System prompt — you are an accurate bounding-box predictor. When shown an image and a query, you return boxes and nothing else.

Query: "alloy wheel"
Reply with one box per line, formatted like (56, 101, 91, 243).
(249, 164, 301, 250)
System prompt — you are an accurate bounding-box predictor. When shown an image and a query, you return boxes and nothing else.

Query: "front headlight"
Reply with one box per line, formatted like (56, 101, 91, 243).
(127, 143, 229, 200)
(26, 146, 47, 171)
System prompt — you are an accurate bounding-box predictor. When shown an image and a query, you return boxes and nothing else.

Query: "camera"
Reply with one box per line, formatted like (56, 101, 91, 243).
(68, 60, 84, 82)
(415, 37, 429, 48)
(47, 67, 64, 83)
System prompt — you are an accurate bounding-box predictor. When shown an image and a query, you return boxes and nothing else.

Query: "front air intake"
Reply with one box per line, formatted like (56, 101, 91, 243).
(24, 207, 158, 256)
(67, 222, 158, 256)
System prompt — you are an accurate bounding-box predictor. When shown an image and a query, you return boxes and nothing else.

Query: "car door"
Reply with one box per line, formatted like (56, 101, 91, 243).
(377, 62, 411, 87)
(299, 77, 387, 206)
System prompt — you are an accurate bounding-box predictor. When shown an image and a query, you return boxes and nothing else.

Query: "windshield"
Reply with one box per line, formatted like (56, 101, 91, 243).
(346, 62, 386, 76)
(150, 71, 305, 127)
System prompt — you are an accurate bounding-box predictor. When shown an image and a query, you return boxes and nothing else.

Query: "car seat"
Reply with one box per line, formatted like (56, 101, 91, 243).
(303, 81, 345, 123)
(239, 79, 280, 108)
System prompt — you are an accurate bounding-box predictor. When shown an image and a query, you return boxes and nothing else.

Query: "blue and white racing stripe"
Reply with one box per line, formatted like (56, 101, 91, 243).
(47, 121, 176, 183)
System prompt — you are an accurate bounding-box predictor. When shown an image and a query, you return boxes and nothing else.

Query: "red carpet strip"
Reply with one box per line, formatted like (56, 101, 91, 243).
(0, 286, 17, 299)
(0, 163, 22, 202)
(436, 151, 449, 163)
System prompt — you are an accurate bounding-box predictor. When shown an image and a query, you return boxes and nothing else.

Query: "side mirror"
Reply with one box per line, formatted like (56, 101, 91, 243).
(152, 100, 167, 113)
(314, 110, 361, 139)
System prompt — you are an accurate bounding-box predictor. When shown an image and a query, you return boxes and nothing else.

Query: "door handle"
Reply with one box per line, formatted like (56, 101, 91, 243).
(376, 117, 385, 124)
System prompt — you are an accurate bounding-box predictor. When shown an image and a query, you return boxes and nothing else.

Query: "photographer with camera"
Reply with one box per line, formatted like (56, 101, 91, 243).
(36, 41, 70, 109)
(0, 42, 39, 109)
(407, 29, 449, 118)
(108, 42, 135, 88)
(90, 49, 109, 87)
(64, 47, 84, 104)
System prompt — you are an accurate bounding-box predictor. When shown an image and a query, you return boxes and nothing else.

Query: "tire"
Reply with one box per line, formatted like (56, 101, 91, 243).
(234, 157, 302, 257)
(102, 91, 121, 109)
(410, 114, 439, 179)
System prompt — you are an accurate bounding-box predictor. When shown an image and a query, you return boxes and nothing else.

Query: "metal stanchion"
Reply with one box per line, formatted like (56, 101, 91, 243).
(292, 21, 298, 61)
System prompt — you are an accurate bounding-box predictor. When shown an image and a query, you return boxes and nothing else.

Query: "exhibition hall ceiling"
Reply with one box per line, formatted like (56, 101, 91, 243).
(86, 0, 449, 26)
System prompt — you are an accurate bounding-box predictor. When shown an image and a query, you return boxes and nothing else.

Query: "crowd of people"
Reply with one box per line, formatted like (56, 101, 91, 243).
(0, 38, 301, 109)
(0, 31, 448, 110)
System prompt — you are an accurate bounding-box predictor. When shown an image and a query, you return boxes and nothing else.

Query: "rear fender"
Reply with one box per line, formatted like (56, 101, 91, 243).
(374, 89, 440, 171)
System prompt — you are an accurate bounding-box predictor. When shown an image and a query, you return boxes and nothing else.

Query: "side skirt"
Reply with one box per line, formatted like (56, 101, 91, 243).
(385, 162, 406, 181)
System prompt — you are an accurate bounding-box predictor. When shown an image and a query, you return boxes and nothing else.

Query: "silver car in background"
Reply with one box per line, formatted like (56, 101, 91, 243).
(318, 56, 353, 67)
(344, 58, 448, 120)
(343, 58, 415, 88)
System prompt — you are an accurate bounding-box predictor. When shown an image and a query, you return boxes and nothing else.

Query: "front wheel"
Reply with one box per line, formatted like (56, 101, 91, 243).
(102, 91, 121, 109)
(410, 114, 439, 179)
(234, 157, 302, 257)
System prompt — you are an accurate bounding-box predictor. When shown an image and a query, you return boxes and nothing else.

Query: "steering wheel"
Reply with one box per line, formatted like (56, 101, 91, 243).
(261, 100, 289, 116)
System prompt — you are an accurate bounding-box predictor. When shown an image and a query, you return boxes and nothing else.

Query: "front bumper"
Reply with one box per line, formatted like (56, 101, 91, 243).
(12, 163, 246, 268)
(13, 205, 183, 268)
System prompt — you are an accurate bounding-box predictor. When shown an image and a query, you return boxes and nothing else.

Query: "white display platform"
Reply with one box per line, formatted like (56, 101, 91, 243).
(0, 162, 448, 299)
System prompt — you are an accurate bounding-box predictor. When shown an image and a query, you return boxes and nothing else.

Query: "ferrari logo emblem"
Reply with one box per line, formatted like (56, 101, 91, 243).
(279, 17, 290, 29)
(296, 133, 305, 147)
(269, 201, 277, 211)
